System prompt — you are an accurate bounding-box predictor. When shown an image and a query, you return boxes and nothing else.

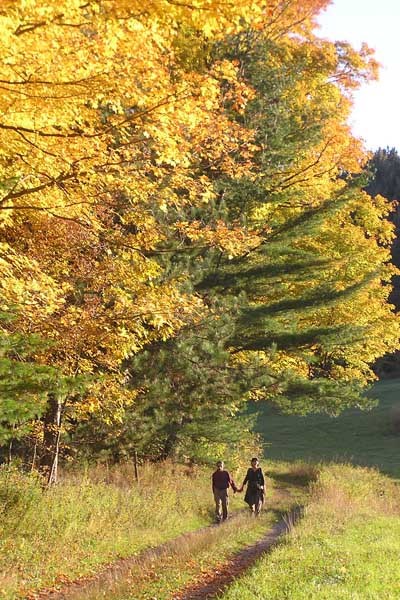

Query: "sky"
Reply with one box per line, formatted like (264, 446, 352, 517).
(317, 0, 400, 151)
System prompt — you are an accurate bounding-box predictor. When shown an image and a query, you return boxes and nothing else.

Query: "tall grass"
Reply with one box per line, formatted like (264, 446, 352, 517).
(0, 459, 309, 600)
(309, 464, 400, 519)
(70, 463, 308, 600)
(0, 461, 218, 600)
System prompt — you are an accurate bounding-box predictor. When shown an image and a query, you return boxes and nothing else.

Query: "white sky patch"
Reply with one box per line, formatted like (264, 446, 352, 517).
(317, 0, 400, 150)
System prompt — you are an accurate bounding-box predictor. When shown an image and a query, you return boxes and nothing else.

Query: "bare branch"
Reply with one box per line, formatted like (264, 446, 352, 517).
(0, 173, 74, 205)
(266, 137, 335, 193)
(0, 75, 103, 87)
(14, 21, 47, 36)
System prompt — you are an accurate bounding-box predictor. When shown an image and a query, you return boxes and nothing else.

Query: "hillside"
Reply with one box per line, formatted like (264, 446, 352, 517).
(253, 380, 400, 477)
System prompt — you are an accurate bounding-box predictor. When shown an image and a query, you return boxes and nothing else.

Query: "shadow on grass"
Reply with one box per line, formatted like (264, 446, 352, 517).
(253, 379, 400, 479)
(267, 469, 317, 488)
(266, 507, 290, 521)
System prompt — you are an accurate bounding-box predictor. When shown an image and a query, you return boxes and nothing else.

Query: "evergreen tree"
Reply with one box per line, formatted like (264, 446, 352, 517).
(364, 147, 400, 376)
(365, 147, 400, 307)
(366, 147, 400, 202)
(2, 1, 397, 465)
(72, 23, 399, 461)
(0, 312, 57, 448)
(70, 301, 267, 463)
(0, 311, 87, 474)
(193, 32, 398, 414)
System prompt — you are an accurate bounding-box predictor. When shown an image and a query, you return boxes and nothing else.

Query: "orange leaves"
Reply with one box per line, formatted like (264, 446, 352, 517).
(333, 41, 379, 89)
(212, 60, 256, 114)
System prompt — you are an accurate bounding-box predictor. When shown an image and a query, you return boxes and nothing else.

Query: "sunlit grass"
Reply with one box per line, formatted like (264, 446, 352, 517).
(74, 512, 273, 600)
(0, 460, 310, 600)
(0, 461, 216, 600)
(220, 464, 400, 599)
(70, 462, 312, 600)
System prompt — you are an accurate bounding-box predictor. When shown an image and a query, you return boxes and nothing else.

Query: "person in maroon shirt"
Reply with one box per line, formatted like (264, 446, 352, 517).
(211, 460, 237, 522)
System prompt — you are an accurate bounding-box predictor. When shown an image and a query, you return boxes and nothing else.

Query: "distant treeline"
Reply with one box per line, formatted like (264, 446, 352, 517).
(366, 147, 400, 376)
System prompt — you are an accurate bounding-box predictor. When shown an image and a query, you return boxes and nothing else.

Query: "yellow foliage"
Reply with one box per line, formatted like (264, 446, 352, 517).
(0, 0, 269, 420)
(0, 0, 397, 424)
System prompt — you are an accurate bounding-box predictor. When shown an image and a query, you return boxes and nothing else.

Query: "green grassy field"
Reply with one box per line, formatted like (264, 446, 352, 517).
(253, 379, 400, 477)
(2, 380, 399, 599)
(222, 384, 400, 599)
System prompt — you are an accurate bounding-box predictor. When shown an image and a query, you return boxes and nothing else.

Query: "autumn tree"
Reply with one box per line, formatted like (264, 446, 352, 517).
(196, 24, 399, 414)
(363, 147, 400, 375)
(0, 0, 268, 473)
(70, 300, 268, 463)
(82, 0, 400, 460)
(365, 147, 400, 306)
(1, 0, 399, 468)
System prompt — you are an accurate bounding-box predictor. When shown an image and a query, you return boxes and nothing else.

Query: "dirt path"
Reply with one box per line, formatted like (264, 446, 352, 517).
(30, 514, 248, 600)
(28, 486, 304, 600)
(31, 523, 222, 600)
(171, 506, 302, 600)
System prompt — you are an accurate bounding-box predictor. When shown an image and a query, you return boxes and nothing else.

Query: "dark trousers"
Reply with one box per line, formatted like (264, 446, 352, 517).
(245, 488, 264, 515)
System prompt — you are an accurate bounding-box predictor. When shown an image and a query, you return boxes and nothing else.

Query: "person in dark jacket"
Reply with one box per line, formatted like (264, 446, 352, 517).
(211, 460, 237, 522)
(238, 457, 265, 515)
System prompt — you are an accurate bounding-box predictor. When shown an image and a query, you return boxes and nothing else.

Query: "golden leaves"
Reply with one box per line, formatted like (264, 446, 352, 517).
(0, 0, 395, 420)
(176, 220, 262, 257)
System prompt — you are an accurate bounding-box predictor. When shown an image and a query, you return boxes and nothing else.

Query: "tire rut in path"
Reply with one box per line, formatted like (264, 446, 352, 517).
(172, 506, 302, 600)
(31, 512, 246, 600)
(30, 491, 302, 600)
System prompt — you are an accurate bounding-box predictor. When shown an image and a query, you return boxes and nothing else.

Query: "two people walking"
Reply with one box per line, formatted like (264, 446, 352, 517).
(212, 457, 265, 522)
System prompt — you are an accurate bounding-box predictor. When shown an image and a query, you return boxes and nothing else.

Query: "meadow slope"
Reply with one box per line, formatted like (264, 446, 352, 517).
(253, 380, 400, 477)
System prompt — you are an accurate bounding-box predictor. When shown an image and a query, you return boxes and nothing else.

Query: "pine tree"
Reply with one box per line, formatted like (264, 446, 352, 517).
(365, 147, 400, 307)
(2, 1, 397, 465)
(0, 312, 56, 448)
(193, 30, 398, 414)
(70, 300, 268, 463)
(366, 147, 400, 202)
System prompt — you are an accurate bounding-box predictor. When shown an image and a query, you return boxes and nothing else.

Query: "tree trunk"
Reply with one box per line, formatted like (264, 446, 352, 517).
(159, 416, 192, 460)
(39, 394, 63, 485)
(133, 449, 139, 483)
(31, 440, 37, 472)
(160, 425, 180, 460)
(7, 437, 13, 465)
